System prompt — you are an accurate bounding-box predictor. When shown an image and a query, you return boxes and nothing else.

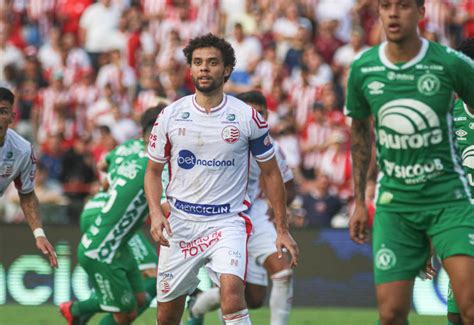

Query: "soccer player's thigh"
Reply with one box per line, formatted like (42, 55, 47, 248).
(429, 204, 474, 313)
(447, 282, 461, 319)
(373, 210, 429, 314)
(82, 256, 138, 313)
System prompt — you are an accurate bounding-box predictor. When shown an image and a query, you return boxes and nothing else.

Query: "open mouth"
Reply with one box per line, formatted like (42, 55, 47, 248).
(388, 23, 401, 33)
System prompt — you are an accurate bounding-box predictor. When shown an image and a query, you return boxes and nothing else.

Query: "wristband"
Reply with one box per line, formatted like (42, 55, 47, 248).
(33, 228, 46, 238)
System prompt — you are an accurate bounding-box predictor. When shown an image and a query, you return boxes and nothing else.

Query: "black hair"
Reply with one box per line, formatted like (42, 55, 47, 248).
(379, 0, 424, 5)
(236, 90, 267, 108)
(457, 38, 474, 60)
(141, 102, 168, 133)
(183, 33, 236, 82)
(0, 87, 15, 105)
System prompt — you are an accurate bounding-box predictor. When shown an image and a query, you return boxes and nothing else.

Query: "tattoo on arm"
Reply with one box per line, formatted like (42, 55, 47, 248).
(19, 191, 43, 231)
(351, 119, 371, 202)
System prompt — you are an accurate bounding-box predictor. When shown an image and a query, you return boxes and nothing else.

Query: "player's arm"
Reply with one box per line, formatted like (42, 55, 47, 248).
(144, 160, 171, 246)
(448, 48, 474, 107)
(344, 59, 372, 245)
(19, 190, 58, 268)
(258, 156, 299, 267)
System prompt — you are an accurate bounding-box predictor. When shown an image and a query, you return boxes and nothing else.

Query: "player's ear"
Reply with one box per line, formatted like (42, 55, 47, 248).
(224, 66, 232, 79)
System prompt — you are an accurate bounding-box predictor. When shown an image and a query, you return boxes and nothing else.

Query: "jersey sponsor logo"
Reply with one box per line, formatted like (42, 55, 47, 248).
(116, 161, 143, 180)
(454, 116, 467, 121)
(383, 158, 444, 184)
(179, 230, 222, 258)
(174, 199, 231, 216)
(6, 151, 13, 159)
(0, 164, 13, 177)
(368, 81, 384, 95)
(456, 129, 468, 138)
(175, 111, 192, 122)
(226, 114, 236, 121)
(415, 64, 444, 71)
(387, 72, 414, 81)
(361, 66, 385, 73)
(94, 273, 115, 303)
(221, 126, 240, 144)
(375, 245, 397, 270)
(417, 73, 440, 96)
(377, 99, 442, 149)
(252, 108, 268, 129)
(177, 150, 235, 169)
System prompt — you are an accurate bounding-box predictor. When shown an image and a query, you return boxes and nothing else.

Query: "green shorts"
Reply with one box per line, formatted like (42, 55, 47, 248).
(373, 204, 474, 285)
(128, 230, 158, 271)
(447, 281, 460, 313)
(78, 245, 144, 312)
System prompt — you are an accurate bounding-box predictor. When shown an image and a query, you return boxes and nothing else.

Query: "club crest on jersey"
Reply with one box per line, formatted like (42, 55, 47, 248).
(222, 126, 240, 144)
(375, 245, 397, 270)
(417, 73, 440, 96)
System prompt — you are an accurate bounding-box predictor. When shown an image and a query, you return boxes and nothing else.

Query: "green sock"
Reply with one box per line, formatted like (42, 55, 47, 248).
(71, 296, 101, 317)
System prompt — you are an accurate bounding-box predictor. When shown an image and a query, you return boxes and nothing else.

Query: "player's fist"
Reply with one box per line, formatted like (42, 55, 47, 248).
(349, 202, 369, 244)
(276, 230, 299, 268)
(36, 237, 58, 268)
(150, 214, 172, 247)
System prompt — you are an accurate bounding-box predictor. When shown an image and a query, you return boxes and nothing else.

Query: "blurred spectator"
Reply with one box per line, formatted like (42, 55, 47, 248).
(333, 26, 369, 73)
(90, 125, 117, 163)
(39, 133, 65, 182)
(0, 22, 24, 84)
(38, 26, 62, 71)
(301, 172, 344, 228)
(314, 19, 344, 64)
(56, 0, 93, 35)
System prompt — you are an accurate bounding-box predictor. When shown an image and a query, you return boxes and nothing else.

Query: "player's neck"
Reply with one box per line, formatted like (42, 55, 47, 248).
(385, 35, 422, 65)
(194, 90, 224, 113)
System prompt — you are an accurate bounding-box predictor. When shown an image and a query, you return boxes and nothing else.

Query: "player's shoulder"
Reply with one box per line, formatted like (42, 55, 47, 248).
(452, 98, 466, 116)
(350, 45, 380, 69)
(161, 95, 193, 119)
(429, 41, 474, 68)
(5, 129, 32, 156)
(225, 94, 253, 117)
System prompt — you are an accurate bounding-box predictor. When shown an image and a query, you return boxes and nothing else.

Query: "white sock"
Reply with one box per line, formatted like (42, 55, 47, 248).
(270, 269, 293, 325)
(223, 309, 251, 324)
(191, 287, 221, 317)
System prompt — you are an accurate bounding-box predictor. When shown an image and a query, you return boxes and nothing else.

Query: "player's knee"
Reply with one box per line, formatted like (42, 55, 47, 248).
(135, 292, 147, 308)
(113, 312, 134, 325)
(157, 311, 181, 325)
(457, 293, 474, 322)
(271, 269, 293, 283)
(246, 296, 264, 309)
(447, 312, 463, 324)
(378, 305, 409, 324)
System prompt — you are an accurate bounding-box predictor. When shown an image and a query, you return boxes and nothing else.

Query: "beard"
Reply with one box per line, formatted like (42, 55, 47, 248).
(192, 75, 224, 93)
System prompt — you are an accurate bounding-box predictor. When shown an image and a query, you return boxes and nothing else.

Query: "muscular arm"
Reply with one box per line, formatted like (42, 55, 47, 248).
(351, 118, 372, 203)
(19, 191, 43, 231)
(144, 160, 171, 245)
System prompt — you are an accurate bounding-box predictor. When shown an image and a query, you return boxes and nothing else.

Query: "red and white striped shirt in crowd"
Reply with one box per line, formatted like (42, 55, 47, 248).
(424, 0, 451, 44)
(287, 83, 321, 130)
(36, 86, 73, 143)
(96, 63, 136, 94)
(70, 83, 100, 135)
(141, 0, 167, 18)
(192, 0, 220, 34)
(26, 0, 55, 20)
(134, 90, 168, 116)
(301, 120, 332, 170)
(318, 143, 352, 199)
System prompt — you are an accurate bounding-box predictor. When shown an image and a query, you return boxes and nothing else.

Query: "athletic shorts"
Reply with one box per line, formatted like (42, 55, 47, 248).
(128, 230, 158, 271)
(78, 245, 144, 312)
(373, 204, 474, 285)
(447, 281, 460, 313)
(156, 214, 252, 303)
(246, 210, 278, 286)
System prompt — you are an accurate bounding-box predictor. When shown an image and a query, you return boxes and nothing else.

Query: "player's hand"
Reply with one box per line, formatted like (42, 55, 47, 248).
(419, 254, 437, 280)
(150, 214, 172, 247)
(276, 230, 299, 267)
(36, 237, 58, 268)
(349, 202, 369, 244)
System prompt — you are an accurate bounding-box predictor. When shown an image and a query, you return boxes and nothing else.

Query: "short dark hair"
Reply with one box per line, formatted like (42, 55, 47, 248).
(0, 87, 15, 105)
(457, 38, 474, 60)
(183, 33, 236, 82)
(236, 90, 267, 108)
(379, 0, 424, 5)
(141, 102, 167, 133)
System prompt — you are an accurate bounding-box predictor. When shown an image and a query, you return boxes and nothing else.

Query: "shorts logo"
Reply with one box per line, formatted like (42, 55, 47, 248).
(375, 246, 397, 270)
(121, 293, 133, 306)
(222, 126, 240, 144)
(160, 280, 170, 294)
(417, 73, 440, 96)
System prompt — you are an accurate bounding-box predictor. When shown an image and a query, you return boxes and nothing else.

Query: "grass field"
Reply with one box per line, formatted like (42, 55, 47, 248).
(0, 305, 446, 325)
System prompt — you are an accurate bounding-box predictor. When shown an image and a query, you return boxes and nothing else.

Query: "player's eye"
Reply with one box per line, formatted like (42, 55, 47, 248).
(193, 59, 202, 65)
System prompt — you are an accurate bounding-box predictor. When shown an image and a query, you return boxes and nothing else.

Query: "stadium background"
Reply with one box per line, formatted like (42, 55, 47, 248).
(0, 0, 471, 323)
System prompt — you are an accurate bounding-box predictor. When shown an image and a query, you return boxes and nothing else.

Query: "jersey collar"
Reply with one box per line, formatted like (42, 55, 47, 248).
(192, 94, 227, 114)
(378, 38, 429, 70)
(463, 102, 474, 119)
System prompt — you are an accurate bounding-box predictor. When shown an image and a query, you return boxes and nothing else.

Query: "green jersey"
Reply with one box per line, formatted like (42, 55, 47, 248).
(345, 39, 474, 211)
(453, 99, 474, 198)
(79, 151, 149, 264)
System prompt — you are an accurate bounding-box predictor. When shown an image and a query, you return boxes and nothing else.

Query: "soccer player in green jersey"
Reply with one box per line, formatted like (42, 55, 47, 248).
(345, 1, 474, 324)
(60, 105, 164, 325)
(449, 38, 474, 325)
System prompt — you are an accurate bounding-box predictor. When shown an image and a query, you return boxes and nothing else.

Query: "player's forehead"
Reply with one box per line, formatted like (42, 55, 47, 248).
(379, 0, 416, 5)
(191, 47, 223, 61)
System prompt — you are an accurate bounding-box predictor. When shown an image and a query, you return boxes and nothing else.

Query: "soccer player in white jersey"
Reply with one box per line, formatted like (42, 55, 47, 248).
(0, 87, 57, 268)
(187, 90, 296, 325)
(144, 34, 299, 325)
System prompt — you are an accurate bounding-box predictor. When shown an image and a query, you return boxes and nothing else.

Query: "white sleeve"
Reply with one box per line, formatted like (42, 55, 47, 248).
(147, 109, 170, 163)
(275, 144, 293, 183)
(15, 146, 36, 194)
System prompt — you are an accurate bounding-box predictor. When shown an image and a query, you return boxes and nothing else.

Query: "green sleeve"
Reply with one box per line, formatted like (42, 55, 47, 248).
(160, 163, 169, 203)
(447, 48, 474, 107)
(344, 62, 371, 119)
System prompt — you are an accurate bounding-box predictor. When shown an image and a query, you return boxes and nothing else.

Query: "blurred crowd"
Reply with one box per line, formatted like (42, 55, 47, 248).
(0, 0, 471, 227)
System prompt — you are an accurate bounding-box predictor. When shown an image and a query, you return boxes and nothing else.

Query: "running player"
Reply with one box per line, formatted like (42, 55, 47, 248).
(145, 34, 299, 325)
(345, 1, 474, 324)
(187, 90, 295, 325)
(0, 87, 57, 268)
(449, 37, 474, 325)
(60, 106, 163, 325)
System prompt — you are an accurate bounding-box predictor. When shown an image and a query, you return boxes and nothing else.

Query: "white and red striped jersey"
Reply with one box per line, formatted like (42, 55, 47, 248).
(424, 0, 450, 44)
(0, 129, 36, 196)
(96, 63, 136, 93)
(288, 83, 321, 129)
(36, 87, 73, 143)
(301, 120, 332, 169)
(148, 94, 275, 222)
(70, 83, 100, 135)
(26, 0, 55, 20)
(141, 0, 166, 18)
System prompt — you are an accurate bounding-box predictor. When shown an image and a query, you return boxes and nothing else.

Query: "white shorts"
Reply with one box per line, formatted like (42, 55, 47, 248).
(156, 214, 252, 302)
(246, 203, 278, 286)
